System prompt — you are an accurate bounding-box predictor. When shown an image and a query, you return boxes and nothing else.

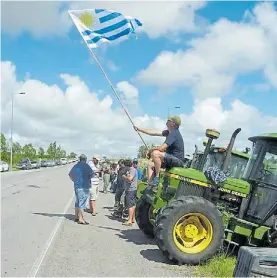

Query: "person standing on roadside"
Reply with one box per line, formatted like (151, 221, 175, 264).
(102, 161, 110, 194)
(132, 158, 143, 181)
(68, 154, 93, 225)
(112, 159, 127, 216)
(109, 163, 117, 193)
(122, 159, 138, 226)
(88, 155, 101, 216)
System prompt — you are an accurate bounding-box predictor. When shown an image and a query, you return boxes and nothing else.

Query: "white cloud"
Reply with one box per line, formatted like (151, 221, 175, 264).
(1, 2, 72, 38)
(116, 81, 139, 100)
(115, 81, 141, 115)
(136, 2, 277, 99)
(1, 61, 276, 158)
(1, 1, 206, 39)
(106, 60, 120, 72)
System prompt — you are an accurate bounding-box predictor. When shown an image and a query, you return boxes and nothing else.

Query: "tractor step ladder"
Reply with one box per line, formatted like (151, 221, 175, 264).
(224, 228, 239, 255)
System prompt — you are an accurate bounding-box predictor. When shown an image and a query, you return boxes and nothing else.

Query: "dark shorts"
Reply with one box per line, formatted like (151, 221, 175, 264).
(125, 190, 137, 208)
(163, 153, 184, 169)
(74, 187, 89, 209)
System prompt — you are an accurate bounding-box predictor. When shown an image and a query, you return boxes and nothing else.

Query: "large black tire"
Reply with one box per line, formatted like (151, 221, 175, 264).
(155, 195, 224, 265)
(135, 198, 155, 238)
(270, 231, 277, 248)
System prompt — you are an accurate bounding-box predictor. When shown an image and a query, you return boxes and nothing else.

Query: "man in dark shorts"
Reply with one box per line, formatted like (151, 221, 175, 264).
(134, 116, 184, 186)
(122, 159, 138, 226)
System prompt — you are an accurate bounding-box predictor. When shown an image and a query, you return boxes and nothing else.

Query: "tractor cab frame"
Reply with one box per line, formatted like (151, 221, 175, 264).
(240, 134, 277, 227)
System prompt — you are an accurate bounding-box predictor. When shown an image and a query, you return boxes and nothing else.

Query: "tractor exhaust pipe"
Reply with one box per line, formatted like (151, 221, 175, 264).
(198, 129, 220, 171)
(191, 145, 198, 167)
(222, 128, 242, 172)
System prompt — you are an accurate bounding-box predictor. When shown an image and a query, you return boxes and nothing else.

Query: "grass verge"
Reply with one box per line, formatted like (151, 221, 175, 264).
(195, 255, 236, 277)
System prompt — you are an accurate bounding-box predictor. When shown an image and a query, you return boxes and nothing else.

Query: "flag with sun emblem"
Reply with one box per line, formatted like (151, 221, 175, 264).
(68, 9, 142, 48)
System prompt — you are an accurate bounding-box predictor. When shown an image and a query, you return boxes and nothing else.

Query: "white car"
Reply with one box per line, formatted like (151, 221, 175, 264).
(60, 158, 67, 165)
(0, 161, 9, 172)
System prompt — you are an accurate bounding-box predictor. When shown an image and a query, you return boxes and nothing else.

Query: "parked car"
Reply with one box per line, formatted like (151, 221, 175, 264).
(41, 160, 48, 167)
(55, 159, 61, 166)
(0, 161, 9, 172)
(16, 158, 32, 170)
(60, 158, 67, 165)
(46, 160, 55, 167)
(30, 161, 41, 169)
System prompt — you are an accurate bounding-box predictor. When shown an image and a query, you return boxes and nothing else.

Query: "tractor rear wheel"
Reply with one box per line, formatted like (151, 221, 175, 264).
(135, 198, 155, 238)
(155, 196, 224, 265)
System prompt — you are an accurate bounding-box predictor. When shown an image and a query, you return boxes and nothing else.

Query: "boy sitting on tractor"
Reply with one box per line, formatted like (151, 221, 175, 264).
(134, 116, 185, 187)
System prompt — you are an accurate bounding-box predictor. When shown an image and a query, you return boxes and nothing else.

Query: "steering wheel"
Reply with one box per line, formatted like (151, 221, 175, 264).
(263, 168, 274, 175)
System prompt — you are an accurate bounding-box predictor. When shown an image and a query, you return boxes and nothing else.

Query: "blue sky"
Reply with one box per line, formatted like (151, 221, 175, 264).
(2, 1, 276, 117)
(1, 1, 276, 156)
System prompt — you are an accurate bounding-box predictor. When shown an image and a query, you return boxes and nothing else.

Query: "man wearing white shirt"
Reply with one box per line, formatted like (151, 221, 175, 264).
(88, 155, 101, 216)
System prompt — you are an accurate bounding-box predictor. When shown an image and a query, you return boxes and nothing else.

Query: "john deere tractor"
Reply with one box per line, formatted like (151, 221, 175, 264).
(135, 129, 249, 238)
(151, 132, 277, 264)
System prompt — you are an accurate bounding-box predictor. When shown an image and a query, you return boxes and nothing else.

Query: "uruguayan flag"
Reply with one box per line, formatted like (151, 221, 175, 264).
(69, 9, 142, 48)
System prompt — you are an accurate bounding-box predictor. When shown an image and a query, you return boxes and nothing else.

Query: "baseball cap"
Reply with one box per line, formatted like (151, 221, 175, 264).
(93, 154, 100, 161)
(168, 116, 181, 126)
(79, 154, 87, 160)
(133, 158, 138, 164)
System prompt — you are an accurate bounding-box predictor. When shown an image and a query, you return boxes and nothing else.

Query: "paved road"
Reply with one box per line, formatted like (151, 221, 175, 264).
(1, 165, 74, 277)
(1, 166, 192, 277)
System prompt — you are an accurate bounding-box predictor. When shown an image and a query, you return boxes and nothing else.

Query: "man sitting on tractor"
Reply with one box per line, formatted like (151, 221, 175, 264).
(134, 116, 185, 187)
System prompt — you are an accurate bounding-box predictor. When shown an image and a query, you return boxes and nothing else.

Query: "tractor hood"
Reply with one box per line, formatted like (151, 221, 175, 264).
(165, 167, 250, 197)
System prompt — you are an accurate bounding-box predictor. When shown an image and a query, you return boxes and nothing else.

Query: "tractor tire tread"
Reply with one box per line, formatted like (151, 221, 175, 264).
(135, 198, 154, 238)
(155, 195, 224, 265)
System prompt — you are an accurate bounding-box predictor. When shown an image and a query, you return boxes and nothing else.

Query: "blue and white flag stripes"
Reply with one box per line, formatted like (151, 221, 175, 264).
(68, 9, 142, 48)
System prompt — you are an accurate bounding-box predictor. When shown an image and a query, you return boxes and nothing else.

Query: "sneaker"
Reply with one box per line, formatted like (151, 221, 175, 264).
(149, 176, 159, 187)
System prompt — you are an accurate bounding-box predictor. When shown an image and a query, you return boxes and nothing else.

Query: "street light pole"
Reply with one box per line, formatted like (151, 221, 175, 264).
(10, 92, 25, 171)
(10, 92, 15, 171)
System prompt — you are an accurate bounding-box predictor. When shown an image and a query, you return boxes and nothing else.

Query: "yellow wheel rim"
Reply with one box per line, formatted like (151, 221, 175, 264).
(173, 213, 213, 254)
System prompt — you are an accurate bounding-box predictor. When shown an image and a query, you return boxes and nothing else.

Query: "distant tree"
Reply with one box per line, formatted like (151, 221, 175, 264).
(60, 149, 66, 158)
(1, 133, 9, 162)
(1, 133, 75, 166)
(13, 142, 23, 164)
(38, 147, 45, 158)
(47, 141, 58, 159)
(137, 144, 155, 158)
(69, 152, 77, 158)
(22, 143, 37, 159)
(56, 145, 62, 159)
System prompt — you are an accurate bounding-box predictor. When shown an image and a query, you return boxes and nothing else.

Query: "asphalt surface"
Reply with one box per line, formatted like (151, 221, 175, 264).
(1, 166, 193, 277)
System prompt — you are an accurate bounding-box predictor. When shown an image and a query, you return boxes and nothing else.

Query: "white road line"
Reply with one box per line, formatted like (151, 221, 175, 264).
(28, 193, 75, 277)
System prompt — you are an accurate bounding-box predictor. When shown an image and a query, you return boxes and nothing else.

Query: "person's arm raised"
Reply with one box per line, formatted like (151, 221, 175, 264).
(133, 126, 163, 137)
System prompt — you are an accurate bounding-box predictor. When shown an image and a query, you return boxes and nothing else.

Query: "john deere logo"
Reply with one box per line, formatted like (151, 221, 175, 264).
(79, 12, 94, 28)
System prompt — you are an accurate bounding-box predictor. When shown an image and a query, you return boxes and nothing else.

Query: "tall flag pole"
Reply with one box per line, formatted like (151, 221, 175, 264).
(68, 9, 148, 149)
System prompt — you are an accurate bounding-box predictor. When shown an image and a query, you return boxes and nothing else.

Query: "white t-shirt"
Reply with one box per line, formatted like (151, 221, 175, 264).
(88, 160, 100, 187)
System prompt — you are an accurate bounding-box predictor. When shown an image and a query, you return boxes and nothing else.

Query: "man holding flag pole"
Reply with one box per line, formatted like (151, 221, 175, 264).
(69, 9, 155, 210)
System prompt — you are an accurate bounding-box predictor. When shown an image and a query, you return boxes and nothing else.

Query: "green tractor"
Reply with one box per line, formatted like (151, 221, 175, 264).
(135, 129, 249, 238)
(152, 131, 277, 264)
